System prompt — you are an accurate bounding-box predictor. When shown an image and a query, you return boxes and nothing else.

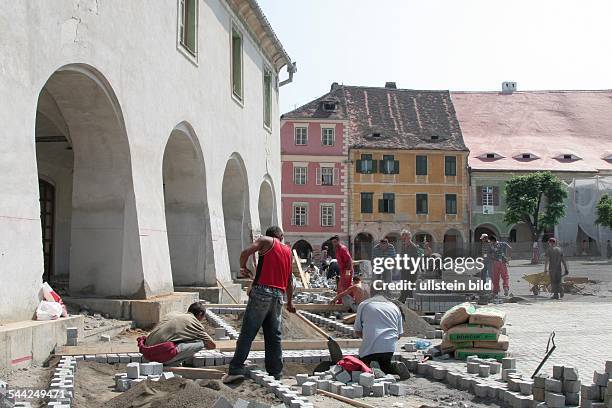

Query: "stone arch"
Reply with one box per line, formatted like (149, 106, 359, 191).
(162, 122, 215, 287)
(473, 223, 501, 242)
(443, 228, 464, 257)
(292, 240, 313, 263)
(35, 64, 143, 297)
(258, 176, 276, 234)
(354, 232, 374, 260)
(222, 153, 252, 279)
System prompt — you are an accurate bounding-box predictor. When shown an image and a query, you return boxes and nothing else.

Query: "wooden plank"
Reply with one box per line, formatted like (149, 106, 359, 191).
(165, 367, 224, 379)
(318, 389, 376, 408)
(293, 249, 309, 289)
(56, 338, 362, 355)
(206, 303, 349, 312)
(342, 313, 356, 325)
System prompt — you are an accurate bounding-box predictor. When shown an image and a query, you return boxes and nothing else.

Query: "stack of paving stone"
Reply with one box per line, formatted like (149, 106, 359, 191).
(78, 352, 143, 363)
(205, 309, 239, 339)
(532, 365, 581, 407)
(191, 348, 360, 367)
(47, 356, 77, 407)
(294, 364, 407, 400)
(580, 360, 612, 407)
(113, 362, 178, 392)
(65, 327, 78, 347)
(210, 307, 246, 314)
(293, 293, 333, 304)
(300, 311, 357, 338)
(247, 368, 314, 407)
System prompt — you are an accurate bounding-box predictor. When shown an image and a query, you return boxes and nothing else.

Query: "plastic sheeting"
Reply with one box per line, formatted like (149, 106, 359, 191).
(557, 176, 612, 256)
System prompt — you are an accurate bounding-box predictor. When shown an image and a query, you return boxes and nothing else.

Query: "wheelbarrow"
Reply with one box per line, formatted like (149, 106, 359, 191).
(523, 272, 551, 296)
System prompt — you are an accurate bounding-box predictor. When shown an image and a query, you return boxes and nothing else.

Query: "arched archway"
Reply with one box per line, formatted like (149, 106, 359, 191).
(473, 224, 500, 241)
(354, 232, 374, 260)
(162, 123, 214, 287)
(509, 222, 532, 244)
(35, 64, 141, 297)
(443, 229, 464, 257)
(292, 240, 313, 263)
(222, 154, 252, 279)
(258, 178, 276, 233)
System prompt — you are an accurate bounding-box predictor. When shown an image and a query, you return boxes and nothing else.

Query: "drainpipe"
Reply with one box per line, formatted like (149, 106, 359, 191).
(279, 62, 297, 87)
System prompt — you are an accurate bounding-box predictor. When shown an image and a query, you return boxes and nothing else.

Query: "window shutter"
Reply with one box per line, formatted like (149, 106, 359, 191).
(371, 159, 378, 174)
(378, 198, 384, 212)
(186, 0, 197, 52)
(333, 168, 339, 185)
(315, 168, 321, 185)
(379, 160, 386, 174)
(493, 186, 500, 206)
(477, 187, 483, 205)
(389, 197, 395, 213)
(356, 160, 362, 174)
(394, 160, 400, 174)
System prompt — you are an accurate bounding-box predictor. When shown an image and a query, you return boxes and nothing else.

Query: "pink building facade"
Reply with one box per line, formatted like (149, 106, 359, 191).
(280, 100, 349, 261)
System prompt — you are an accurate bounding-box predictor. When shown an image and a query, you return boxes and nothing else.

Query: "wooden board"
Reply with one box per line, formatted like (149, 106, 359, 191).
(55, 338, 362, 355)
(165, 367, 224, 379)
(342, 313, 356, 324)
(293, 249, 310, 288)
(206, 303, 349, 312)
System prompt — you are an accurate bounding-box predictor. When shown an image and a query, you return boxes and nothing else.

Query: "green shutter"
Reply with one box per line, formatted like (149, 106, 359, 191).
(389, 195, 395, 213)
(232, 31, 242, 98)
(371, 159, 378, 174)
(394, 160, 400, 174)
(186, 0, 197, 54)
(379, 160, 385, 174)
(378, 198, 384, 212)
(356, 160, 362, 173)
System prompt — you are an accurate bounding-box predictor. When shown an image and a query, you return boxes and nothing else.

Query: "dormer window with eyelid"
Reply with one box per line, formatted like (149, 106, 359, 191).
(322, 102, 336, 112)
(372, 133, 381, 138)
(431, 135, 439, 141)
(554, 153, 581, 161)
(513, 152, 539, 160)
(478, 152, 503, 160)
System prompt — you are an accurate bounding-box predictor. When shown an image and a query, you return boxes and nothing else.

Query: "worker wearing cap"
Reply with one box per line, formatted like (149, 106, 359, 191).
(544, 237, 569, 299)
(479, 233, 492, 281)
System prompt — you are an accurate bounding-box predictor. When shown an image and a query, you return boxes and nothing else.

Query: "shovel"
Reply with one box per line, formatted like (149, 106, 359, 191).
(295, 311, 343, 365)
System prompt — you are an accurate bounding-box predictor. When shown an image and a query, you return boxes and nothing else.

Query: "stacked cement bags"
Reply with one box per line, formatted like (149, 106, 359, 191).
(439, 303, 509, 361)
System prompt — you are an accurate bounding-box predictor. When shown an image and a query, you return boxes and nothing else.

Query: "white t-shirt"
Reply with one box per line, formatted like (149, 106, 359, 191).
(354, 296, 403, 357)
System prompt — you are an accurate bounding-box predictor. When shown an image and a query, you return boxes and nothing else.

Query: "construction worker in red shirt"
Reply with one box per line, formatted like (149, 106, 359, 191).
(223, 226, 295, 383)
(330, 235, 354, 294)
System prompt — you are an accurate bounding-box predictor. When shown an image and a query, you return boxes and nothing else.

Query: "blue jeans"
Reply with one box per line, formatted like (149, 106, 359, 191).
(229, 285, 283, 377)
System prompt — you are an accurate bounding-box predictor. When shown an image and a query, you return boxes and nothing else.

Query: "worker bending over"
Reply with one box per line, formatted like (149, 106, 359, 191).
(329, 276, 369, 312)
(142, 302, 216, 366)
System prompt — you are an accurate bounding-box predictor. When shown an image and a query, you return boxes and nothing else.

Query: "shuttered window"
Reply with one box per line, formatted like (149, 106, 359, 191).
(416, 193, 428, 214)
(231, 27, 243, 100)
(380, 155, 400, 174)
(378, 193, 395, 213)
(445, 156, 457, 176)
(179, 0, 198, 56)
(416, 155, 428, 175)
(446, 194, 457, 214)
(361, 192, 373, 213)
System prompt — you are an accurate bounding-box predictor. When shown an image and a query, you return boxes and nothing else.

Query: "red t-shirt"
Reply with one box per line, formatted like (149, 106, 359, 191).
(254, 238, 292, 292)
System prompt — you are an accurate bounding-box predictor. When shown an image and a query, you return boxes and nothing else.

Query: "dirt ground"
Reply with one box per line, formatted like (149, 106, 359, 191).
(0, 364, 53, 408)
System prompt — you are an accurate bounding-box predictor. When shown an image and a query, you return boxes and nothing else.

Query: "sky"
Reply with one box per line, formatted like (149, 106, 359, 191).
(258, 0, 612, 114)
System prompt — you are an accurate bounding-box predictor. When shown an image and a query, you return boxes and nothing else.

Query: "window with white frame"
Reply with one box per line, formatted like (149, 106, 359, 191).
(321, 204, 335, 227)
(293, 166, 307, 185)
(292, 204, 307, 226)
(231, 26, 243, 100)
(321, 167, 334, 186)
(263, 68, 272, 128)
(295, 127, 307, 145)
(178, 0, 198, 56)
(321, 127, 334, 146)
(482, 186, 494, 206)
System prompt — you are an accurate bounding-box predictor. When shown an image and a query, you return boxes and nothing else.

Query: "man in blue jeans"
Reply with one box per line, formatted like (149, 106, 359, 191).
(223, 226, 295, 383)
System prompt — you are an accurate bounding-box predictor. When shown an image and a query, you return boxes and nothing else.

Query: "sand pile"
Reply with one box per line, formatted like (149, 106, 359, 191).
(102, 378, 281, 408)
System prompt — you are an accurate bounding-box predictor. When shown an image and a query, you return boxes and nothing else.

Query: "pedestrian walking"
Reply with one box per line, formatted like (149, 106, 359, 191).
(544, 237, 569, 300)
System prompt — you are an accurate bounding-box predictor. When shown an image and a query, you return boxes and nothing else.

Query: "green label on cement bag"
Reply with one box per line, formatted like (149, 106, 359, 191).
(455, 348, 507, 361)
(448, 332, 498, 341)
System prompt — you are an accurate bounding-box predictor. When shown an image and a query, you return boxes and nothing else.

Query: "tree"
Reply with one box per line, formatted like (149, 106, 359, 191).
(596, 194, 612, 229)
(504, 172, 568, 243)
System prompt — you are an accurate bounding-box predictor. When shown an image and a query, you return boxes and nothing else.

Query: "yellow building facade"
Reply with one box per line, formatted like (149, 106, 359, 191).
(349, 148, 469, 258)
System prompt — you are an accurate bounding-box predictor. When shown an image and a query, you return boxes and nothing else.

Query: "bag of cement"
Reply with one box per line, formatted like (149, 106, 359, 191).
(468, 306, 506, 329)
(446, 323, 500, 342)
(440, 333, 473, 353)
(36, 300, 63, 320)
(454, 347, 507, 361)
(440, 302, 476, 331)
(474, 334, 509, 351)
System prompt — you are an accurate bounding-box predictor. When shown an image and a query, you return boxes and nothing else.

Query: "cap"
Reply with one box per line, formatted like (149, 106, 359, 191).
(480, 233, 489, 240)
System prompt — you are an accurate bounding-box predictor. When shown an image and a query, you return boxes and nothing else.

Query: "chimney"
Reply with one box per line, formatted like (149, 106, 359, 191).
(502, 81, 517, 94)
(330, 82, 340, 91)
(385, 82, 397, 89)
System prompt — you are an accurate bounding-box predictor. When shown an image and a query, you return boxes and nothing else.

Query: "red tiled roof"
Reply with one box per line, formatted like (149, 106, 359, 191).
(451, 90, 612, 173)
(283, 85, 467, 151)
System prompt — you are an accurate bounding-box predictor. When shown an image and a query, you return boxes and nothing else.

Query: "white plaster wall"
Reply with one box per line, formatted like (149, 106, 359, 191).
(0, 0, 283, 322)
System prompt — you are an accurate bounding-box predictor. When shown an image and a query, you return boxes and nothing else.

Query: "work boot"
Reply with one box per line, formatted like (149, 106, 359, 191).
(221, 373, 244, 384)
(391, 361, 411, 380)
(504, 288, 509, 297)
(551, 294, 559, 300)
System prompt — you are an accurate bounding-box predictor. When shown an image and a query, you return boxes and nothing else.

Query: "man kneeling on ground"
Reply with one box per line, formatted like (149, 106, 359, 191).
(354, 285, 409, 379)
(223, 226, 295, 384)
(329, 276, 369, 312)
(143, 302, 216, 366)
